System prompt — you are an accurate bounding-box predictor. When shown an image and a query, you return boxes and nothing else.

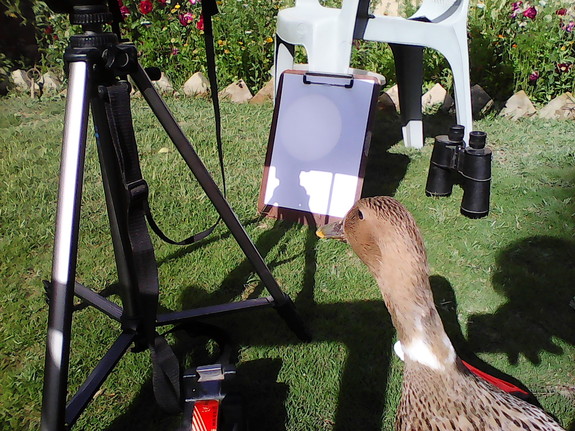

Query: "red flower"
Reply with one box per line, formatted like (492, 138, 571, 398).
(196, 14, 204, 31)
(120, 5, 130, 18)
(139, 0, 153, 14)
(44, 25, 53, 34)
(556, 8, 567, 16)
(178, 12, 194, 26)
(556, 63, 572, 73)
(522, 6, 537, 20)
(528, 71, 539, 82)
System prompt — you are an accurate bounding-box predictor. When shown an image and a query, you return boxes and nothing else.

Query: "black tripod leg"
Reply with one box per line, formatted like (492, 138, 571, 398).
(131, 65, 311, 341)
(41, 61, 91, 431)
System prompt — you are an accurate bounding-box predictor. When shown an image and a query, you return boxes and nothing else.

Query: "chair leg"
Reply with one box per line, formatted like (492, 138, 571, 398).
(274, 35, 295, 98)
(390, 44, 424, 149)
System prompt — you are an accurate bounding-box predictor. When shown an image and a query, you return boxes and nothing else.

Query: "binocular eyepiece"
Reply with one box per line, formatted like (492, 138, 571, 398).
(425, 125, 492, 218)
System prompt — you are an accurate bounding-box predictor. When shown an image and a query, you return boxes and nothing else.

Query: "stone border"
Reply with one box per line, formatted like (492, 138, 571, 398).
(5, 68, 575, 120)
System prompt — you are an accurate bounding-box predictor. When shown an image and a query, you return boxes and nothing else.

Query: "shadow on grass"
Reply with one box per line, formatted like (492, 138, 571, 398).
(362, 108, 457, 198)
(99, 108, 463, 429)
(466, 236, 575, 430)
(466, 236, 575, 364)
(172, 220, 393, 430)
(107, 354, 289, 431)
(430, 275, 542, 406)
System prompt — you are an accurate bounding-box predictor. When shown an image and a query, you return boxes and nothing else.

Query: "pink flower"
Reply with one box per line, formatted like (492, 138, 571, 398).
(189, 0, 198, 4)
(563, 20, 575, 32)
(117, 0, 123, 6)
(556, 8, 567, 16)
(120, 5, 130, 18)
(510, 1, 523, 18)
(528, 71, 539, 82)
(171, 47, 179, 55)
(522, 6, 537, 19)
(556, 63, 572, 73)
(178, 12, 194, 26)
(139, 0, 153, 14)
(196, 14, 204, 31)
(158, 0, 167, 3)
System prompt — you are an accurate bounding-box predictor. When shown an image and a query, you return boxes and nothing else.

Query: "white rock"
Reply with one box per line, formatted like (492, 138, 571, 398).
(422, 83, 447, 109)
(500, 90, 536, 120)
(471, 84, 493, 117)
(183, 71, 210, 97)
(249, 78, 274, 104)
(219, 79, 252, 103)
(441, 93, 454, 112)
(385, 84, 399, 111)
(153, 72, 174, 95)
(377, 91, 396, 112)
(11, 69, 31, 92)
(538, 93, 575, 120)
(42, 71, 62, 92)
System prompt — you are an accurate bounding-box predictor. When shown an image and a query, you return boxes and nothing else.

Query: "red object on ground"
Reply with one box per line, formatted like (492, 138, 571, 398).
(192, 399, 220, 431)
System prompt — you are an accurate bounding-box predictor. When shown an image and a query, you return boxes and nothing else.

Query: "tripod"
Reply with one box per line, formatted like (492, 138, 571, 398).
(41, 1, 310, 429)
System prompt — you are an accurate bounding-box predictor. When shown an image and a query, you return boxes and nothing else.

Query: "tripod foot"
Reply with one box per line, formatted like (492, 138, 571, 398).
(274, 295, 312, 342)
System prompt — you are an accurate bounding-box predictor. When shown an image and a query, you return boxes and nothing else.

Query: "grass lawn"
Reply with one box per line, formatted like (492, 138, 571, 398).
(0, 94, 574, 430)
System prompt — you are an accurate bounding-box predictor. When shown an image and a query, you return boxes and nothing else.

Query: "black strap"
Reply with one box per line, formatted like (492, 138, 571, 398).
(103, 84, 182, 413)
(100, 0, 226, 413)
(144, 0, 226, 246)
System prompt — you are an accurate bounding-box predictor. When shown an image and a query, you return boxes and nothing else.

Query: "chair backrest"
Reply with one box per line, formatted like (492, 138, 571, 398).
(290, 0, 362, 29)
(276, 0, 363, 73)
(410, 0, 468, 22)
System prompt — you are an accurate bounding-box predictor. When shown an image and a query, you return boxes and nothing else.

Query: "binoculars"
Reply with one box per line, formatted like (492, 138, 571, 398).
(425, 125, 492, 218)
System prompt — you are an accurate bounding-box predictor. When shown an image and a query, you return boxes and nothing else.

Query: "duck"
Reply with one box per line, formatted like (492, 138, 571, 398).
(316, 196, 565, 431)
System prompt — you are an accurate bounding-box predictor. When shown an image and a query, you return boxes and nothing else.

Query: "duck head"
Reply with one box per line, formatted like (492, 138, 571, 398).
(317, 196, 428, 279)
(317, 196, 456, 371)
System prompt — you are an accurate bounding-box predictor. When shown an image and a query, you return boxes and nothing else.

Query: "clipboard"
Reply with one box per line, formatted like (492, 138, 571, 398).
(258, 69, 381, 227)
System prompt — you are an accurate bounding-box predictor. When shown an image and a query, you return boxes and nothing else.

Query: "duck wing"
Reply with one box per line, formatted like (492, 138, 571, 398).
(396, 362, 565, 431)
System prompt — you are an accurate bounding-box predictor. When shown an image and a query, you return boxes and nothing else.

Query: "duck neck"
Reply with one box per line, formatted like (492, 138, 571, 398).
(373, 253, 456, 372)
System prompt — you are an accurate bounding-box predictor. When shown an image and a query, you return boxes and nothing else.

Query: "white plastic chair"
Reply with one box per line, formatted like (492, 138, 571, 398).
(274, 0, 361, 81)
(274, 0, 473, 148)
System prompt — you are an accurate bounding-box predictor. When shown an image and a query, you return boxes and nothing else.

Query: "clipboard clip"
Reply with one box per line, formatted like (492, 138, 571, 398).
(303, 72, 354, 89)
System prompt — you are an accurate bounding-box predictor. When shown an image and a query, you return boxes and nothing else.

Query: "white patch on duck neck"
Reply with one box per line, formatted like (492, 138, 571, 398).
(400, 321, 456, 371)
(402, 337, 444, 370)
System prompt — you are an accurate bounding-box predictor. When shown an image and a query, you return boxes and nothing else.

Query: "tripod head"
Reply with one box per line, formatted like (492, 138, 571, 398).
(44, 0, 110, 16)
(44, 0, 124, 35)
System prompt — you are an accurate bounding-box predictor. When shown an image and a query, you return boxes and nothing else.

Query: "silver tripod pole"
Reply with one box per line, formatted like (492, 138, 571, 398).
(41, 61, 91, 431)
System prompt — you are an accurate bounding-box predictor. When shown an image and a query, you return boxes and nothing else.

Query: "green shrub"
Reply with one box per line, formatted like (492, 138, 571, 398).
(116, 0, 281, 90)
(32, 1, 72, 74)
(468, 0, 575, 103)
(30, 0, 280, 91)
(23, 0, 575, 103)
(351, 0, 575, 104)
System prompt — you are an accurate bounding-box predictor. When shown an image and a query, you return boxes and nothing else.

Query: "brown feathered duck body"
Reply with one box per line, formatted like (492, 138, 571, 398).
(317, 196, 565, 431)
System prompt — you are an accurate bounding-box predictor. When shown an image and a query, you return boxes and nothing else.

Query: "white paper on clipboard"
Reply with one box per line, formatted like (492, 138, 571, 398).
(258, 70, 381, 226)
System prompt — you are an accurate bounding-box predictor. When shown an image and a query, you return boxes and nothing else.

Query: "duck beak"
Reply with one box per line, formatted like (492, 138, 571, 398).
(316, 219, 346, 241)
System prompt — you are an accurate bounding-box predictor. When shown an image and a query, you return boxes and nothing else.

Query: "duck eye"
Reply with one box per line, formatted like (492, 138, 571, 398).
(357, 210, 364, 220)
